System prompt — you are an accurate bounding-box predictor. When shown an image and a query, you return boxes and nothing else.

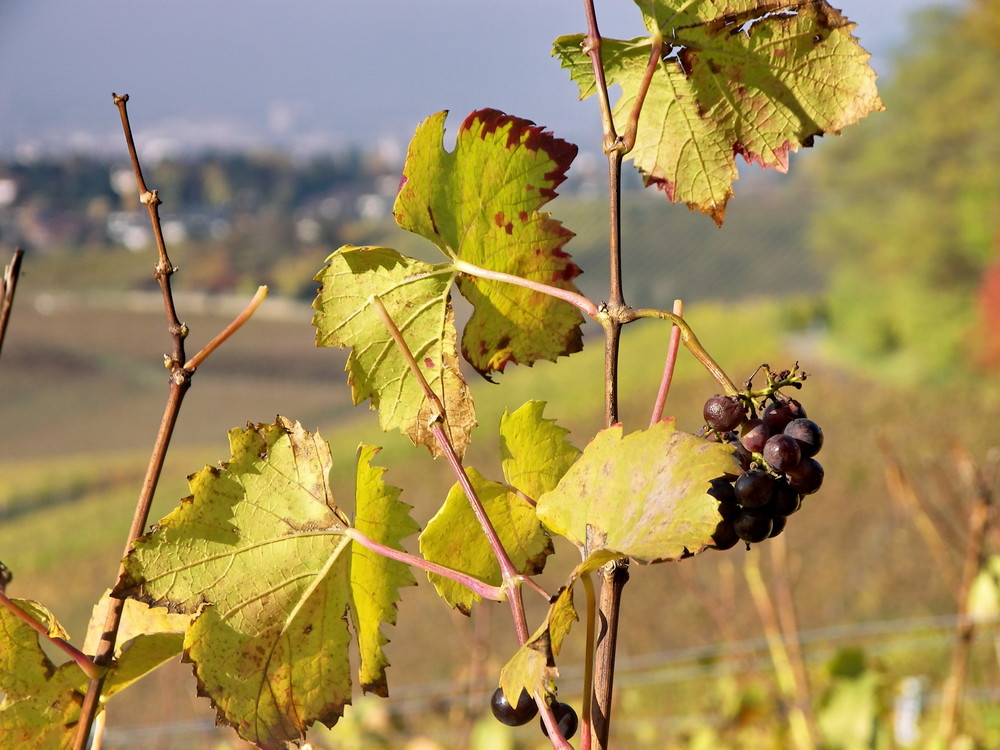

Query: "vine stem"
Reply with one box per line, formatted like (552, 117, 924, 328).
(0, 247, 25, 361)
(368, 294, 573, 748)
(581, 0, 627, 741)
(649, 299, 684, 426)
(73, 95, 267, 750)
(579, 572, 597, 750)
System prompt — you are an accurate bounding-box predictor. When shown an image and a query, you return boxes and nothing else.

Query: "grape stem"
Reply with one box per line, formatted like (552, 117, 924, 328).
(627, 307, 739, 396)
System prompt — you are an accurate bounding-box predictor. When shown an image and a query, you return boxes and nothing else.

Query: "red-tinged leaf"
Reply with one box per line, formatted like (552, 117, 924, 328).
(394, 109, 585, 375)
(554, 0, 883, 224)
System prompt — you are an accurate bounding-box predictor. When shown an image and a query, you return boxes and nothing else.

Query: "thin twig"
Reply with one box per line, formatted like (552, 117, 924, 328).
(0, 248, 25, 361)
(650, 299, 684, 425)
(73, 94, 266, 750)
(937, 445, 996, 743)
(183, 285, 269, 370)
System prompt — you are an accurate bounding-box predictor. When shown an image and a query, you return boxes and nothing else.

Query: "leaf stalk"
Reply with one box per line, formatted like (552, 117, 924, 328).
(346, 528, 504, 602)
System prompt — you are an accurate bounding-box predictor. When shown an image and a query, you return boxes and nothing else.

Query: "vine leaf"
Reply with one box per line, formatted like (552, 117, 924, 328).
(83, 591, 189, 698)
(500, 401, 580, 502)
(350, 445, 420, 697)
(114, 419, 418, 750)
(554, 0, 883, 224)
(313, 245, 475, 459)
(498, 585, 577, 705)
(394, 109, 585, 376)
(0, 600, 84, 749)
(536, 420, 740, 566)
(418, 467, 553, 614)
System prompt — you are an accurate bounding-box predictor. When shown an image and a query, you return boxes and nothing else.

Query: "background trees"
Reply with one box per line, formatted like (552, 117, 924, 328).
(807, 0, 1000, 383)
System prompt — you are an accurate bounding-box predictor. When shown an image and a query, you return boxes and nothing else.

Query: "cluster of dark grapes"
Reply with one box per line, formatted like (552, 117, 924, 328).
(489, 687, 578, 740)
(701, 376, 825, 549)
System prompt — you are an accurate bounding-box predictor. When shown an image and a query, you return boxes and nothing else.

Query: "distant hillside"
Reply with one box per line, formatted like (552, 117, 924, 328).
(0, 151, 821, 307)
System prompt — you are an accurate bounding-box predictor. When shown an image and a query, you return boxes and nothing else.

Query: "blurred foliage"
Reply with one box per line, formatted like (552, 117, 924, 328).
(807, 0, 1000, 384)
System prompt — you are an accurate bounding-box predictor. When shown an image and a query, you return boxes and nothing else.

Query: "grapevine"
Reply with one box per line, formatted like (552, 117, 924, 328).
(0, 2, 883, 749)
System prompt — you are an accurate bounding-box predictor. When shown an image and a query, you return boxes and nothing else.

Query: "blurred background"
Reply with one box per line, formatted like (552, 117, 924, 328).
(1, 1, 998, 748)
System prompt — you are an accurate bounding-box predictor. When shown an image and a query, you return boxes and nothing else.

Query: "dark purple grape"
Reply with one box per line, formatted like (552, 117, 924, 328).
(709, 517, 740, 550)
(735, 470, 774, 509)
(728, 439, 753, 470)
(763, 398, 806, 434)
(490, 686, 538, 726)
(733, 511, 773, 543)
(740, 418, 769, 453)
(763, 434, 801, 473)
(703, 394, 745, 433)
(787, 458, 824, 495)
(540, 701, 579, 740)
(765, 478, 802, 516)
(768, 515, 787, 538)
(707, 478, 738, 505)
(784, 418, 823, 458)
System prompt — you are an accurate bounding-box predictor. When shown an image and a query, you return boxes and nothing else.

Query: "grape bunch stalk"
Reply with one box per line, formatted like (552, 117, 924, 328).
(700, 364, 825, 549)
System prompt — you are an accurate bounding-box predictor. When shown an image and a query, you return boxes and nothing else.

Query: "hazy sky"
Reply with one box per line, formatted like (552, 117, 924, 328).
(0, 0, 960, 157)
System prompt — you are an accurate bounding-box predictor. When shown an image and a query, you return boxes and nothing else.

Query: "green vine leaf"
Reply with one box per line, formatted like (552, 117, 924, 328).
(313, 245, 475, 459)
(536, 420, 740, 565)
(418, 467, 553, 614)
(498, 585, 577, 705)
(554, 0, 883, 224)
(350, 445, 420, 697)
(0, 601, 84, 749)
(500, 401, 580, 502)
(114, 419, 418, 750)
(394, 109, 585, 376)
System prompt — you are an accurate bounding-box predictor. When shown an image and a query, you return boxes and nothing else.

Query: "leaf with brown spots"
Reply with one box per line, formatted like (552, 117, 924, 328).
(554, 0, 883, 225)
(115, 421, 419, 749)
(394, 109, 585, 376)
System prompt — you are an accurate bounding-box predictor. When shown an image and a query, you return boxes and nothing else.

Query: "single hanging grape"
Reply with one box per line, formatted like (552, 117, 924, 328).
(490, 686, 538, 726)
(540, 701, 579, 740)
